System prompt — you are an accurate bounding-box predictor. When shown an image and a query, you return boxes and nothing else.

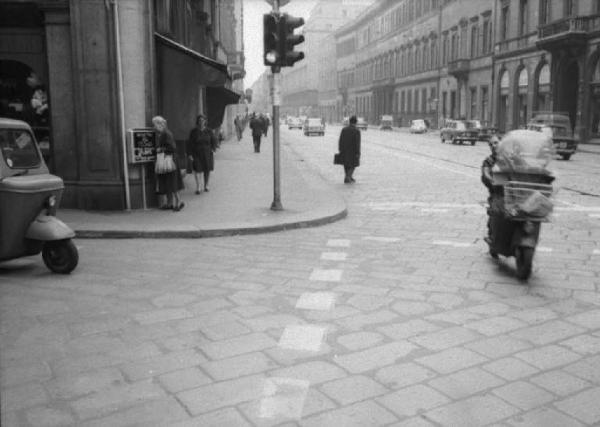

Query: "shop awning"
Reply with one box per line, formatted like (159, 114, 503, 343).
(155, 33, 229, 86)
(206, 86, 241, 129)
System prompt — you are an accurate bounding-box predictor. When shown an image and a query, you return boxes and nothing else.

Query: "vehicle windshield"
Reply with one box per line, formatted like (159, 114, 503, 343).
(464, 121, 480, 129)
(412, 120, 424, 126)
(496, 130, 555, 172)
(456, 122, 466, 130)
(0, 129, 41, 169)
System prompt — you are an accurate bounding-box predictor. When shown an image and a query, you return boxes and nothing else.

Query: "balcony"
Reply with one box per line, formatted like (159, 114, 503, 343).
(496, 32, 537, 55)
(447, 58, 470, 79)
(537, 15, 600, 51)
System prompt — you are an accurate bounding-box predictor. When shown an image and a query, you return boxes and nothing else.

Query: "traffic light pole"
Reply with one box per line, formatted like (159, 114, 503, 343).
(270, 0, 283, 211)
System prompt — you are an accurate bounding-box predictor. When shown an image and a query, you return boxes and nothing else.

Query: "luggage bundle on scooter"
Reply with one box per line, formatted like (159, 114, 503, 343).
(486, 130, 556, 280)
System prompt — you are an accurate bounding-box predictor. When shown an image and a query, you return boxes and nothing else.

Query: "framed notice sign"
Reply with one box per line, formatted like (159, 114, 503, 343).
(127, 128, 156, 163)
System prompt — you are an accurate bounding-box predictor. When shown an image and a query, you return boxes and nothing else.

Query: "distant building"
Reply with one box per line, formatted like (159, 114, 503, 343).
(280, 0, 374, 118)
(0, 0, 245, 210)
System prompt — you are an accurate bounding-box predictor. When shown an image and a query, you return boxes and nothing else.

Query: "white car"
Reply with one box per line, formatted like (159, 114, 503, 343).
(287, 117, 302, 130)
(303, 118, 325, 136)
(409, 119, 427, 134)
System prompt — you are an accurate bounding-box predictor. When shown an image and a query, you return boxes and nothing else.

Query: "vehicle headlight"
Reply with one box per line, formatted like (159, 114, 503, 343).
(46, 195, 56, 208)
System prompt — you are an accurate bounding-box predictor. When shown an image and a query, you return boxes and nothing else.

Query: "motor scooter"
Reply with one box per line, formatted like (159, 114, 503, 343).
(485, 130, 555, 280)
(0, 118, 78, 274)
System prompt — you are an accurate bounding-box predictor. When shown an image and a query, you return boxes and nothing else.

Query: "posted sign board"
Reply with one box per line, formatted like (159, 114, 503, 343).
(127, 128, 156, 163)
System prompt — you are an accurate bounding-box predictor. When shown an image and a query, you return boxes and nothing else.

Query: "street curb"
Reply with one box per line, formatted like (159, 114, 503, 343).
(73, 207, 348, 239)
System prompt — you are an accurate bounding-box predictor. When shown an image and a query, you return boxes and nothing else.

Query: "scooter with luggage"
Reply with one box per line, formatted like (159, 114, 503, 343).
(485, 130, 555, 280)
(0, 118, 78, 274)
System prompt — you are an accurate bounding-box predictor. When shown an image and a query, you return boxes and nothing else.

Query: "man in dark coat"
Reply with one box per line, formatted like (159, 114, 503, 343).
(481, 135, 502, 243)
(249, 113, 263, 153)
(338, 115, 361, 184)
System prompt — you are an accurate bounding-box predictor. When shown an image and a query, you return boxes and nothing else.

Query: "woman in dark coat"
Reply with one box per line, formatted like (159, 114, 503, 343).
(153, 116, 184, 211)
(338, 115, 361, 183)
(187, 114, 217, 194)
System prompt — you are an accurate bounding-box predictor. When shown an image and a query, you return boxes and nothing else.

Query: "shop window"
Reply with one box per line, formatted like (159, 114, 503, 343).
(591, 59, 600, 138)
(481, 86, 489, 122)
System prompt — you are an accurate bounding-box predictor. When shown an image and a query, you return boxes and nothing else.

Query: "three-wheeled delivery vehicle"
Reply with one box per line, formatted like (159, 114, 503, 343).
(0, 118, 78, 273)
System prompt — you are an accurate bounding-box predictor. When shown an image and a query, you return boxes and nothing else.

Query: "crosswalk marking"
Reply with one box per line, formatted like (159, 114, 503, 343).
(278, 325, 326, 352)
(321, 252, 347, 261)
(259, 377, 310, 419)
(536, 246, 553, 253)
(296, 292, 336, 311)
(432, 240, 472, 248)
(327, 239, 351, 247)
(309, 268, 342, 282)
(363, 236, 402, 243)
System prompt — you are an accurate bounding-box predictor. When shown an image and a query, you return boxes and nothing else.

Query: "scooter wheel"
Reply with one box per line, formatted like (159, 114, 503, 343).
(515, 246, 534, 281)
(42, 239, 79, 274)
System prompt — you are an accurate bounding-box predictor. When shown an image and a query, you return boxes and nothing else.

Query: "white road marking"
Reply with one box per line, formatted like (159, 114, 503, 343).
(309, 268, 342, 282)
(421, 208, 449, 213)
(536, 246, 553, 252)
(327, 239, 351, 247)
(432, 240, 472, 248)
(259, 377, 310, 419)
(593, 249, 600, 255)
(296, 292, 336, 311)
(589, 213, 600, 218)
(363, 236, 402, 243)
(278, 325, 326, 352)
(321, 252, 347, 261)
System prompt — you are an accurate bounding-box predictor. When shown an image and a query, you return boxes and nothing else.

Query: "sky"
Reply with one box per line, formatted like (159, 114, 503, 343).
(243, 0, 317, 89)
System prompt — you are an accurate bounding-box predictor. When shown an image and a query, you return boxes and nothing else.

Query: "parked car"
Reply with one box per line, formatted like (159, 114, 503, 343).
(356, 117, 368, 131)
(342, 116, 349, 126)
(409, 119, 428, 134)
(303, 118, 325, 136)
(380, 115, 393, 130)
(440, 119, 479, 145)
(287, 117, 303, 130)
(526, 112, 578, 160)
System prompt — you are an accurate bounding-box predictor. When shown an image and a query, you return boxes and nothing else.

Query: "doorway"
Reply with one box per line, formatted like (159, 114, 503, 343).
(558, 60, 579, 131)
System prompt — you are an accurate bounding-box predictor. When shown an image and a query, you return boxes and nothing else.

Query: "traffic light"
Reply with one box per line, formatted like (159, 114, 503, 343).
(263, 13, 280, 66)
(279, 13, 304, 67)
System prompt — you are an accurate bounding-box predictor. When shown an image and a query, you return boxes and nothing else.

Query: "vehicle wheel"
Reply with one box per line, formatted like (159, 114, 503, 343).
(441, 137, 444, 143)
(471, 141, 476, 146)
(561, 154, 572, 160)
(42, 239, 79, 274)
(515, 246, 534, 281)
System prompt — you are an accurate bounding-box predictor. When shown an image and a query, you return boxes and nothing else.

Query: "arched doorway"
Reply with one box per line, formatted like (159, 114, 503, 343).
(589, 56, 600, 139)
(516, 67, 528, 128)
(557, 59, 579, 131)
(498, 69, 510, 132)
(535, 63, 551, 111)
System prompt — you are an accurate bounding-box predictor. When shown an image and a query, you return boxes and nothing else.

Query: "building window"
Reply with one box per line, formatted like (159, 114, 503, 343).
(442, 34, 448, 64)
(519, 0, 528, 36)
(540, 0, 550, 25)
(596, 0, 600, 14)
(431, 38, 437, 68)
(414, 89, 419, 112)
(442, 91, 447, 117)
(481, 86, 489, 122)
(470, 87, 477, 118)
(401, 91, 405, 114)
(407, 90, 412, 113)
(451, 32, 458, 61)
(565, 0, 575, 17)
(470, 26, 478, 57)
(501, 4, 510, 41)
(517, 68, 529, 127)
(591, 59, 600, 138)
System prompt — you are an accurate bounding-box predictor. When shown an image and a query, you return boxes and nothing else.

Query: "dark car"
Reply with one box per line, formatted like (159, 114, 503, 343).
(440, 119, 479, 145)
(526, 112, 578, 160)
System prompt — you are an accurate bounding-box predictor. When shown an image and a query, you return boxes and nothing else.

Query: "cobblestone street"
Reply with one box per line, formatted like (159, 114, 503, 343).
(2, 128, 600, 426)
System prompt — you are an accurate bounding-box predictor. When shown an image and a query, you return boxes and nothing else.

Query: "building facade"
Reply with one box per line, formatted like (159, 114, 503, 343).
(0, 0, 244, 210)
(334, 0, 495, 128)
(494, 0, 600, 141)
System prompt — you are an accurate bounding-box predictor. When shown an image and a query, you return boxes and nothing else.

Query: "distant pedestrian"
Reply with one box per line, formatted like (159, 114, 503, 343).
(249, 113, 263, 153)
(187, 114, 217, 194)
(234, 115, 243, 141)
(153, 116, 184, 211)
(338, 115, 361, 184)
(262, 114, 270, 137)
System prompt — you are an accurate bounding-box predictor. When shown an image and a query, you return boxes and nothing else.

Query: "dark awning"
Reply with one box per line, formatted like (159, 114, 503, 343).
(206, 86, 241, 129)
(155, 33, 229, 86)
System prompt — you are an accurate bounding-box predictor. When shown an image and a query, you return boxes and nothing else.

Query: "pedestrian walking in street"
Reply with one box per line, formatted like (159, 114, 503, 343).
(187, 114, 217, 194)
(338, 115, 361, 184)
(234, 115, 244, 141)
(153, 116, 184, 211)
(262, 113, 270, 137)
(249, 113, 263, 153)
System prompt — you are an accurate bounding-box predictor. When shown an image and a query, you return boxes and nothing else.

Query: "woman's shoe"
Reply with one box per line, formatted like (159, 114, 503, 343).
(195, 190, 201, 195)
(173, 202, 185, 212)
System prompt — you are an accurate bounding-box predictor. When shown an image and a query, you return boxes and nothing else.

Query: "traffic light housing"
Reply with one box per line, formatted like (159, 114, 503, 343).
(263, 13, 280, 66)
(280, 13, 304, 67)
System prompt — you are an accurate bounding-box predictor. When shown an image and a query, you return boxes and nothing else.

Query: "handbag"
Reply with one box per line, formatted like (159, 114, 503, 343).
(333, 153, 342, 165)
(155, 152, 176, 174)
